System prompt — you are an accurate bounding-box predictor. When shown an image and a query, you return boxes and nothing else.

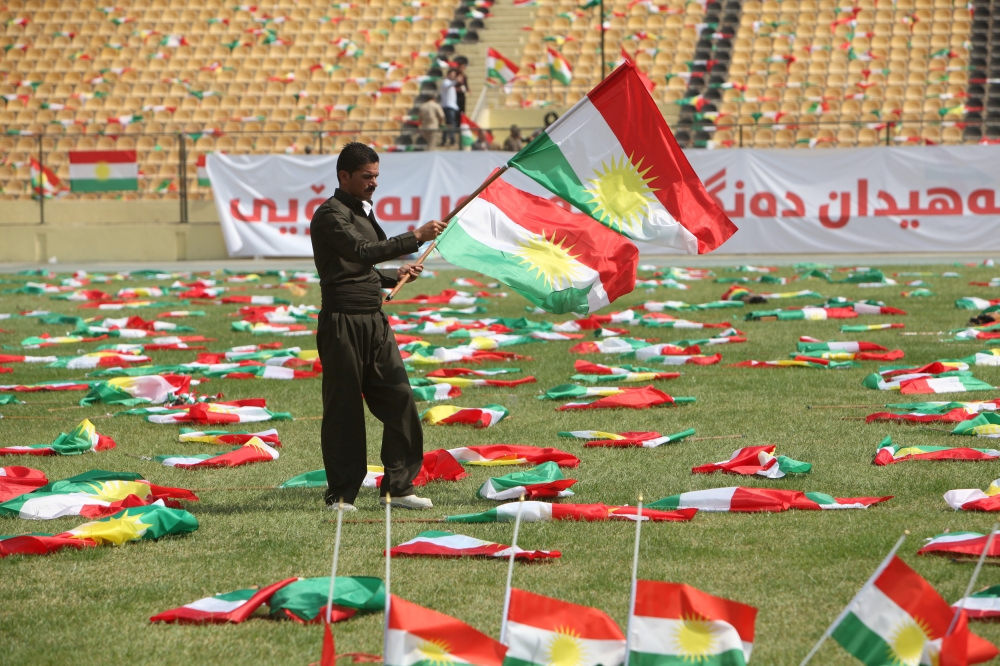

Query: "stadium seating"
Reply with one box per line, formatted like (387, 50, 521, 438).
(0, 0, 994, 200)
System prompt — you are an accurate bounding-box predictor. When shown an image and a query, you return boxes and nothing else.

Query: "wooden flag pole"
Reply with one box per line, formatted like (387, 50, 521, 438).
(384, 166, 509, 302)
(946, 521, 1000, 636)
(798, 532, 908, 666)
(499, 493, 526, 645)
(383, 494, 392, 661)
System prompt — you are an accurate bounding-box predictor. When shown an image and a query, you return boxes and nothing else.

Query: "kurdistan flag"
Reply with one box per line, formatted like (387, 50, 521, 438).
(79, 374, 190, 406)
(831, 555, 998, 665)
(149, 578, 299, 624)
(389, 530, 560, 561)
(68, 150, 138, 192)
(386, 595, 507, 666)
(0, 418, 115, 456)
(460, 114, 492, 148)
(420, 404, 509, 428)
(508, 63, 736, 253)
(627, 581, 756, 666)
(153, 437, 280, 468)
(503, 589, 625, 666)
(486, 47, 519, 86)
(436, 175, 638, 314)
(476, 461, 577, 500)
(547, 47, 573, 84)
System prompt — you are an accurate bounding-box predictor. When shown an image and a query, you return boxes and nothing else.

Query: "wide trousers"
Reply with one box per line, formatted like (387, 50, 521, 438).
(317, 310, 423, 505)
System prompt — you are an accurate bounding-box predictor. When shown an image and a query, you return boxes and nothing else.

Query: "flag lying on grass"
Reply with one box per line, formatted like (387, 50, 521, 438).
(918, 531, 1000, 560)
(951, 586, 1000, 619)
(425, 367, 522, 378)
(477, 461, 576, 500)
(796, 337, 888, 352)
(570, 338, 682, 355)
(571, 360, 680, 383)
(503, 589, 624, 666)
(201, 365, 318, 380)
(154, 438, 280, 469)
(830, 555, 998, 665)
(149, 578, 299, 624)
(945, 479, 1000, 511)
(795, 349, 903, 362)
(0, 504, 199, 557)
(386, 595, 507, 666)
(0, 419, 115, 456)
(841, 323, 905, 332)
(508, 63, 736, 253)
(425, 376, 536, 388)
(411, 383, 463, 402)
(628, 581, 757, 666)
(0, 470, 197, 520)
(0, 380, 99, 392)
(730, 359, 858, 369)
(79, 374, 191, 406)
(389, 531, 560, 561)
(692, 445, 811, 478)
(268, 576, 386, 624)
(447, 445, 579, 467)
(0, 466, 47, 501)
(279, 450, 468, 489)
(866, 400, 1000, 424)
(558, 429, 695, 448)
(123, 400, 293, 424)
(178, 428, 281, 447)
(862, 368, 993, 393)
(953, 413, 1000, 436)
(435, 175, 639, 315)
(420, 405, 509, 428)
(874, 436, 1000, 465)
(556, 386, 694, 411)
(647, 487, 891, 512)
(445, 501, 697, 523)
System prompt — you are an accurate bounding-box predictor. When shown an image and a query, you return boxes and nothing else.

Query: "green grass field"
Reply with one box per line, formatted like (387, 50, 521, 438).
(3, 262, 1000, 665)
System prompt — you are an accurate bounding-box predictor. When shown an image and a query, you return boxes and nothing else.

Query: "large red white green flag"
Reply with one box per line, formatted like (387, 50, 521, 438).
(627, 581, 757, 666)
(68, 150, 138, 192)
(436, 176, 638, 314)
(507, 63, 737, 253)
(830, 556, 998, 665)
(503, 589, 625, 666)
(385, 595, 507, 666)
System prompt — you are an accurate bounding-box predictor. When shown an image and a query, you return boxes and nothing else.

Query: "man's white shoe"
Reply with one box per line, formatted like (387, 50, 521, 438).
(381, 495, 433, 510)
(325, 502, 358, 512)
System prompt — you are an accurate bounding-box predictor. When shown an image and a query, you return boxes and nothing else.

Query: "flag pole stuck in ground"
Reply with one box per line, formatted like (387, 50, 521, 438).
(798, 532, 908, 666)
(499, 494, 526, 645)
(947, 522, 1000, 636)
(623, 494, 643, 662)
(320, 500, 345, 666)
(383, 493, 392, 661)
(384, 167, 509, 302)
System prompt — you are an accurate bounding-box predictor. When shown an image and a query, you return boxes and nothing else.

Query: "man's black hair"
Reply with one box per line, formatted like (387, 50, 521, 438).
(336, 142, 379, 176)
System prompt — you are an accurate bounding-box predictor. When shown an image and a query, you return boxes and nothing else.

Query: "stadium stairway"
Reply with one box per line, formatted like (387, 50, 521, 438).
(969, 0, 999, 142)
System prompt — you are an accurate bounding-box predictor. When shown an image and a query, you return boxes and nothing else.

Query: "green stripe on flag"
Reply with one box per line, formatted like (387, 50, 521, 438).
(628, 650, 748, 666)
(509, 132, 599, 219)
(831, 612, 895, 665)
(70, 178, 139, 192)
(437, 221, 593, 314)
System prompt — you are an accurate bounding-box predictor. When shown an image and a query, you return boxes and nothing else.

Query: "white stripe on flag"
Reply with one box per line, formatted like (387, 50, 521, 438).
(69, 162, 138, 180)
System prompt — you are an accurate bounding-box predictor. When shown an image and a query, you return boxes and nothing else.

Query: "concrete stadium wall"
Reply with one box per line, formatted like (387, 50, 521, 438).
(0, 200, 228, 262)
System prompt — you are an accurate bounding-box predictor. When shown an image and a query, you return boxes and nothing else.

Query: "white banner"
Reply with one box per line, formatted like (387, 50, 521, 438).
(208, 146, 1000, 257)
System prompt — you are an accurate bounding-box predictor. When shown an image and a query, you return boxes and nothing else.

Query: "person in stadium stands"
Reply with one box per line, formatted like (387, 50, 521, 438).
(471, 129, 490, 151)
(503, 125, 523, 152)
(310, 142, 448, 511)
(454, 57, 469, 118)
(418, 93, 445, 151)
(440, 69, 460, 147)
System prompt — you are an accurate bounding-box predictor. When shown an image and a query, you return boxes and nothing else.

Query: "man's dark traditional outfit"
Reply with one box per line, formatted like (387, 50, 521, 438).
(310, 188, 423, 505)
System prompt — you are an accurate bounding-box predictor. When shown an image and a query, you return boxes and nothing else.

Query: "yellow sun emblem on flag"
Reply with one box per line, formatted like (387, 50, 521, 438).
(513, 231, 586, 291)
(546, 627, 586, 666)
(584, 153, 658, 235)
(671, 614, 718, 661)
(95, 161, 112, 181)
(887, 617, 932, 666)
(85, 480, 151, 502)
(416, 638, 453, 665)
(69, 512, 151, 546)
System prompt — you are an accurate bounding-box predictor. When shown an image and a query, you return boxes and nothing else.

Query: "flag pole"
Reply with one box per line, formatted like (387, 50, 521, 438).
(798, 532, 908, 666)
(499, 493, 526, 645)
(383, 494, 392, 660)
(384, 165, 509, 302)
(325, 499, 345, 623)
(946, 521, 1000, 636)
(623, 494, 643, 665)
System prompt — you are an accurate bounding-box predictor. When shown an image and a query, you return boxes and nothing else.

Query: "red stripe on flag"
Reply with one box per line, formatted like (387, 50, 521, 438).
(69, 150, 137, 164)
(633, 581, 757, 641)
(479, 176, 638, 302)
(507, 588, 625, 639)
(586, 65, 737, 253)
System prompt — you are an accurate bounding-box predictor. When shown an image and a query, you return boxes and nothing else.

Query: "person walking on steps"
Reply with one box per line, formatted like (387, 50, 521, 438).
(309, 142, 448, 511)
